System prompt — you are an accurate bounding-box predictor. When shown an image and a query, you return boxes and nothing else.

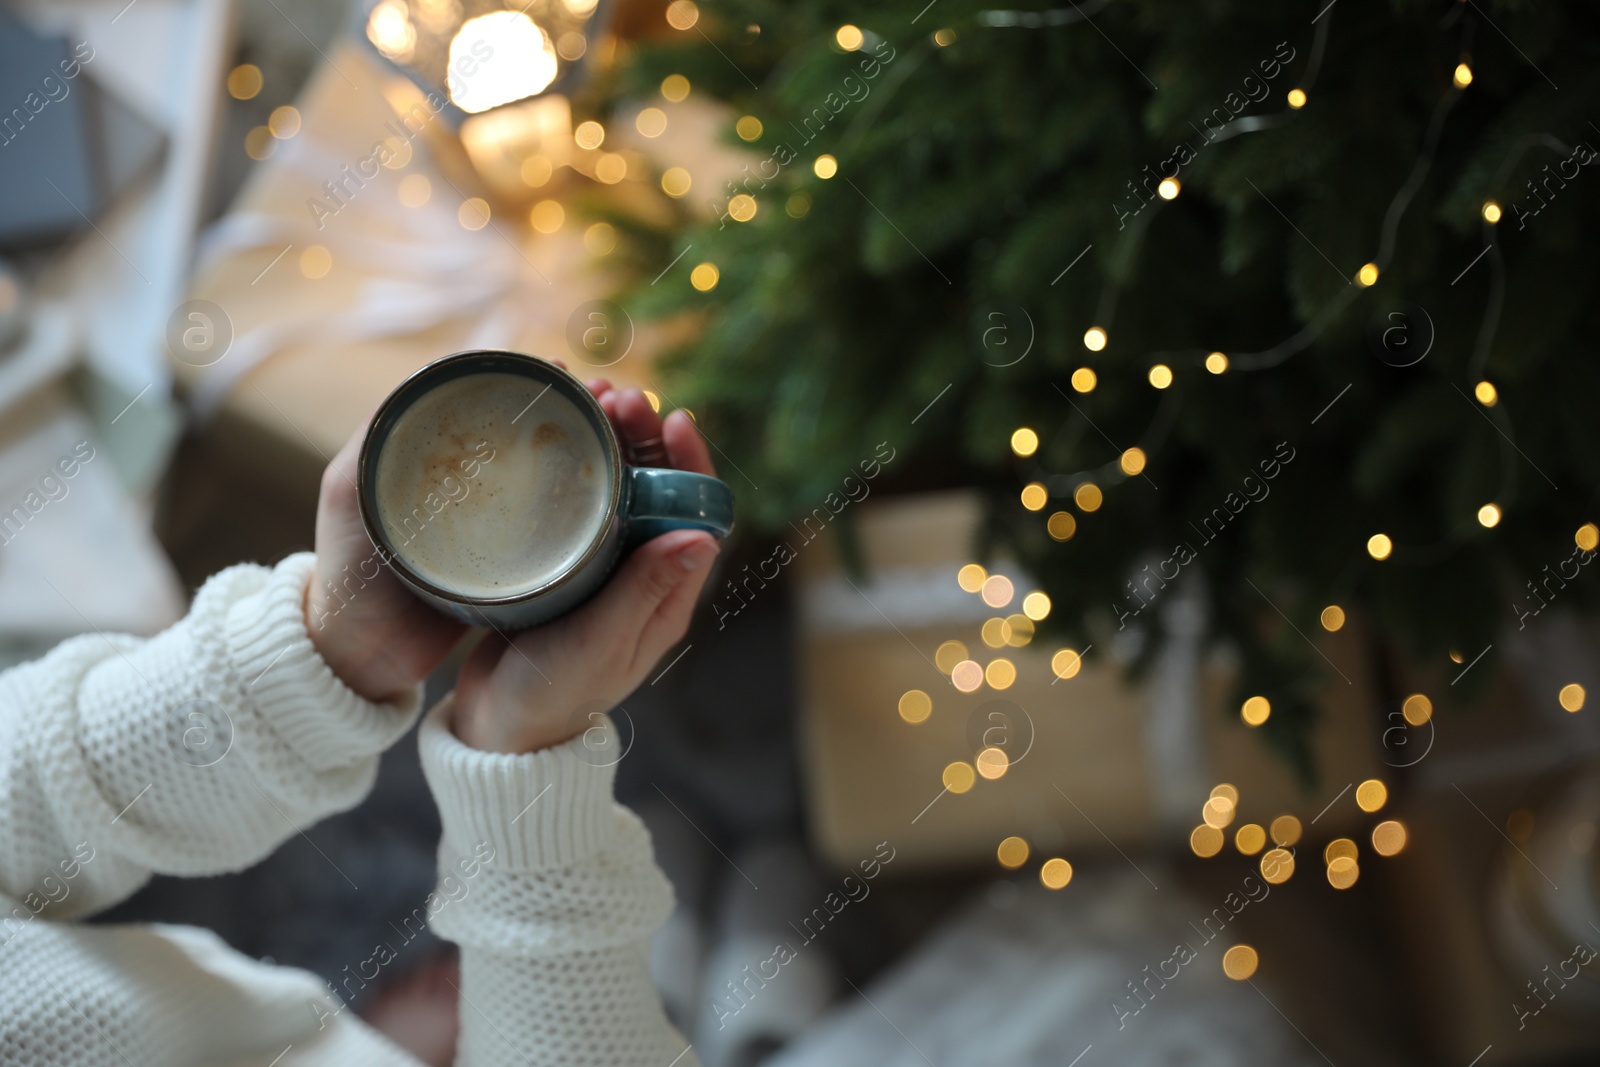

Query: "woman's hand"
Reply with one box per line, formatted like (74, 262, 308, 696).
(307, 416, 470, 703)
(450, 385, 721, 755)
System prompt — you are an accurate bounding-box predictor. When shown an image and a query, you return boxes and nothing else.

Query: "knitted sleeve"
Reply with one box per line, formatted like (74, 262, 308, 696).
(418, 698, 699, 1067)
(0, 551, 424, 919)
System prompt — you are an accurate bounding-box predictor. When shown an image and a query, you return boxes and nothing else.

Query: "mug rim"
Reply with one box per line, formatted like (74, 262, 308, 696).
(356, 349, 625, 609)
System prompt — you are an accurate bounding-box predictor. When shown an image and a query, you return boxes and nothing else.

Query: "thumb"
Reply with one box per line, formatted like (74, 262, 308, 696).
(581, 529, 720, 671)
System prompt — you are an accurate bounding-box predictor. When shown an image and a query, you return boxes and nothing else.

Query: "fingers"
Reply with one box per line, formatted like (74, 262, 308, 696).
(663, 409, 716, 477)
(577, 528, 719, 673)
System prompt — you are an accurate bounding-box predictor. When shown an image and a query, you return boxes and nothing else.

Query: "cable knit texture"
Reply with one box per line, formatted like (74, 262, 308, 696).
(0, 552, 695, 1067)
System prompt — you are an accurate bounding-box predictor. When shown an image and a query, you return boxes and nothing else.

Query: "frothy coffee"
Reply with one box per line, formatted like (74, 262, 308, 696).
(373, 371, 613, 599)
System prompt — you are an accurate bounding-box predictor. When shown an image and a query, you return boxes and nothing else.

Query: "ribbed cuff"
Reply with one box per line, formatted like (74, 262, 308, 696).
(419, 696, 620, 871)
(225, 552, 424, 771)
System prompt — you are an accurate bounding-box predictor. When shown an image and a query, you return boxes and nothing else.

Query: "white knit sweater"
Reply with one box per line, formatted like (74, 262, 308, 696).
(0, 553, 694, 1067)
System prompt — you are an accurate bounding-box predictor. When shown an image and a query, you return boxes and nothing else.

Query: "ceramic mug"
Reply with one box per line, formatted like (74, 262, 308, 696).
(357, 349, 734, 630)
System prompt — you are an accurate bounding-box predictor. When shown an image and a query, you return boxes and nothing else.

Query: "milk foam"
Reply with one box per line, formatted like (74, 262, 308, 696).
(374, 371, 612, 599)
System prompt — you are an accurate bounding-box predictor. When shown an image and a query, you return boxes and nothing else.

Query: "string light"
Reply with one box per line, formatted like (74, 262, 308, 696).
(813, 154, 838, 179)
(1022, 592, 1052, 620)
(1011, 427, 1039, 456)
(1203, 796, 1237, 829)
(690, 262, 719, 291)
(1040, 858, 1074, 889)
(933, 28, 956, 46)
(1320, 605, 1345, 631)
(952, 660, 983, 692)
(985, 659, 1016, 690)
(530, 200, 564, 233)
(1070, 367, 1098, 393)
(787, 193, 811, 218)
(1083, 326, 1107, 351)
(1482, 200, 1502, 223)
(981, 574, 1015, 608)
(997, 836, 1029, 868)
(1326, 856, 1359, 889)
(1287, 88, 1307, 109)
(1190, 824, 1224, 857)
(1576, 523, 1598, 551)
(1004, 613, 1034, 647)
(1367, 533, 1393, 560)
(661, 167, 692, 197)
(1260, 848, 1295, 884)
(942, 761, 976, 793)
(1477, 503, 1501, 528)
(574, 120, 605, 149)
(227, 64, 263, 100)
(665, 0, 699, 30)
(1148, 364, 1173, 389)
(1269, 815, 1302, 847)
(1357, 262, 1379, 287)
(976, 743, 1010, 775)
(1453, 62, 1473, 88)
(957, 563, 987, 592)
(1324, 838, 1358, 865)
(636, 107, 668, 137)
(1355, 779, 1388, 813)
(736, 115, 763, 141)
(1206, 351, 1229, 374)
(457, 199, 490, 232)
(728, 194, 758, 222)
(584, 221, 617, 255)
(1235, 824, 1266, 855)
(1120, 447, 1146, 475)
(1157, 177, 1180, 200)
(268, 105, 301, 139)
(1474, 380, 1498, 406)
(1241, 696, 1271, 726)
(898, 690, 932, 724)
(1073, 483, 1102, 512)
(835, 24, 864, 51)
(299, 245, 332, 278)
(1402, 694, 1433, 726)
(661, 74, 691, 102)
(1371, 820, 1407, 856)
(935, 640, 968, 673)
(1047, 511, 1077, 541)
(1559, 683, 1586, 712)
(1222, 945, 1258, 980)
(1051, 648, 1083, 680)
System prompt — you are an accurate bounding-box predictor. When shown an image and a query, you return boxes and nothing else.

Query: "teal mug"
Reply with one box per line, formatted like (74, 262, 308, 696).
(357, 350, 734, 630)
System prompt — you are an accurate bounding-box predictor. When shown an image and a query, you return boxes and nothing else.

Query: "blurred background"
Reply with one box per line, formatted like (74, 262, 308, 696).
(2, 0, 1599, 1064)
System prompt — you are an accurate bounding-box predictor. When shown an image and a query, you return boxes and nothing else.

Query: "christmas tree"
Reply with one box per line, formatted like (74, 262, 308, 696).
(602, 0, 1599, 773)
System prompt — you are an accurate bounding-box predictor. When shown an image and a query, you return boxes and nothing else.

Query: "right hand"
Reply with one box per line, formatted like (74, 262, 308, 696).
(451, 385, 722, 755)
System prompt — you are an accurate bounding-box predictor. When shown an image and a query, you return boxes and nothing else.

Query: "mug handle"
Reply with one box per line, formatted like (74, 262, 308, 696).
(624, 467, 735, 546)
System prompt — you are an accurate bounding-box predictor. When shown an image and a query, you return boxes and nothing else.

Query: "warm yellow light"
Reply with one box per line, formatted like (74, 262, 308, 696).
(1235, 823, 1266, 855)
(635, 107, 668, 138)
(244, 126, 276, 161)
(1241, 696, 1271, 726)
(665, 0, 700, 31)
(227, 64, 263, 100)
(1011, 427, 1039, 457)
(1004, 614, 1034, 648)
(1367, 533, 1393, 560)
(690, 262, 720, 291)
(1355, 779, 1388, 813)
(951, 660, 984, 692)
(556, 30, 587, 61)
(1040, 857, 1074, 889)
(298, 245, 332, 279)
(530, 199, 565, 233)
(1206, 351, 1229, 374)
(1222, 945, 1259, 980)
(594, 152, 628, 184)
(397, 173, 431, 208)
(1320, 605, 1345, 632)
(1477, 503, 1502, 528)
(933, 27, 957, 46)
(574, 120, 605, 150)
(1287, 88, 1307, 109)
(1474, 380, 1498, 406)
(1202, 796, 1237, 829)
(1269, 815, 1302, 847)
(1576, 523, 1599, 551)
(1560, 683, 1587, 712)
(661, 167, 692, 197)
(728, 194, 758, 222)
(457, 198, 490, 231)
(942, 761, 976, 794)
(1402, 693, 1433, 726)
(997, 836, 1029, 868)
(1482, 200, 1502, 224)
(583, 222, 616, 255)
(1371, 820, 1407, 857)
(1022, 592, 1051, 620)
(813, 154, 838, 179)
(981, 618, 1010, 649)
(1453, 62, 1473, 88)
(1051, 648, 1083, 680)
(898, 689, 932, 724)
(1324, 838, 1358, 865)
(1083, 326, 1108, 352)
(661, 74, 691, 102)
(1260, 847, 1295, 884)
(1157, 177, 1180, 200)
(981, 575, 1015, 608)
(1047, 511, 1077, 541)
(268, 105, 301, 139)
(521, 155, 553, 187)
(367, 0, 416, 62)
(1073, 483, 1102, 512)
(448, 12, 558, 113)
(1357, 262, 1379, 287)
(985, 659, 1017, 690)
(735, 115, 763, 141)
(1070, 367, 1098, 393)
(976, 744, 1010, 778)
(1211, 784, 1239, 805)
(1148, 364, 1173, 389)
(1190, 824, 1224, 858)
(1020, 482, 1048, 512)
(957, 564, 987, 593)
(643, 389, 661, 414)
(1326, 856, 1359, 889)
(935, 640, 969, 673)
(835, 24, 864, 51)
(786, 193, 811, 218)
